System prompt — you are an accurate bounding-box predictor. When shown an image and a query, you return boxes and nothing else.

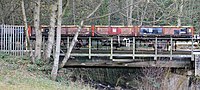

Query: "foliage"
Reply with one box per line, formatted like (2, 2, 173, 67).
(0, 53, 95, 90)
(1, 0, 199, 31)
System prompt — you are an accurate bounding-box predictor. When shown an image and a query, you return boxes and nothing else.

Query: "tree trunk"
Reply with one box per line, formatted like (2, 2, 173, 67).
(60, 0, 103, 68)
(51, 0, 62, 81)
(44, 3, 57, 62)
(108, 0, 111, 25)
(177, 0, 183, 26)
(34, 0, 42, 60)
(126, 0, 129, 25)
(128, 0, 133, 25)
(140, 1, 148, 26)
(21, 0, 35, 63)
(73, 0, 76, 25)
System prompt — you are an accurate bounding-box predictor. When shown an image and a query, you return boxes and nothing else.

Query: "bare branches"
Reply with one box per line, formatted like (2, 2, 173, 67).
(84, 0, 141, 22)
(60, 0, 103, 68)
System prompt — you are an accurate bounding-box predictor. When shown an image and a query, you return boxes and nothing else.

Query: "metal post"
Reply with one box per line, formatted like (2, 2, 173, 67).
(133, 37, 135, 59)
(12, 25, 14, 55)
(154, 37, 157, 60)
(118, 35, 120, 47)
(3, 25, 5, 52)
(22, 26, 24, 56)
(21, 26, 23, 56)
(9, 25, 11, 54)
(0, 25, 2, 51)
(9, 32, 11, 54)
(170, 37, 173, 60)
(18, 27, 21, 55)
(0, 25, 1, 51)
(110, 37, 113, 59)
(5, 25, 7, 53)
(19, 26, 22, 56)
(14, 26, 17, 56)
(67, 36, 69, 50)
(192, 37, 194, 61)
(89, 37, 91, 59)
(7, 25, 9, 54)
(195, 55, 197, 76)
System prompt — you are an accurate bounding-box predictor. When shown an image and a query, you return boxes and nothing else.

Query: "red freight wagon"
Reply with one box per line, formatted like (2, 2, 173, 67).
(95, 27, 109, 35)
(30, 25, 195, 38)
(119, 27, 132, 36)
(95, 26, 135, 36)
(163, 27, 181, 36)
(108, 27, 121, 35)
(66, 26, 90, 36)
(162, 26, 194, 37)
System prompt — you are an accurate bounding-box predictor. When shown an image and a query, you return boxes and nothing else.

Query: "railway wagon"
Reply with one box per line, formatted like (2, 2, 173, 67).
(29, 25, 195, 38)
(94, 26, 194, 37)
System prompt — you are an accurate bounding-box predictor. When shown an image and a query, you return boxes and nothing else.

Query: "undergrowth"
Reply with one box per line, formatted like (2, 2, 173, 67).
(0, 53, 94, 90)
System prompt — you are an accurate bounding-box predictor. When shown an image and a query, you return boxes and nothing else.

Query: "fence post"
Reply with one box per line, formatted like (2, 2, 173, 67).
(5, 25, 7, 53)
(12, 25, 14, 55)
(0, 25, 2, 51)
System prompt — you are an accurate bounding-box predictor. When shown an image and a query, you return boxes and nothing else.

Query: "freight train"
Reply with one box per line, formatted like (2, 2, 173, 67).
(29, 25, 195, 38)
(0, 25, 196, 51)
(28, 25, 195, 50)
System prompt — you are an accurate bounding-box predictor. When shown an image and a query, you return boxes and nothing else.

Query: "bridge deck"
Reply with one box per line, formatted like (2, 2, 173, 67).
(64, 59, 192, 68)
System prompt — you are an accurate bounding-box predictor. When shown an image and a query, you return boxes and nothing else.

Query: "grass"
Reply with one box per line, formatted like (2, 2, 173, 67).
(0, 53, 94, 90)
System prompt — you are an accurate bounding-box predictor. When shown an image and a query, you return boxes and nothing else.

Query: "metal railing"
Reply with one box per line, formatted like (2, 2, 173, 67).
(0, 25, 24, 56)
(60, 36, 198, 61)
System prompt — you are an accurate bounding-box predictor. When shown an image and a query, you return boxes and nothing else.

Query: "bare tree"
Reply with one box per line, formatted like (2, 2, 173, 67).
(177, 0, 183, 26)
(127, 0, 133, 25)
(51, 0, 62, 81)
(73, 0, 76, 25)
(43, 2, 57, 62)
(60, 0, 103, 68)
(21, 0, 35, 63)
(34, 0, 42, 60)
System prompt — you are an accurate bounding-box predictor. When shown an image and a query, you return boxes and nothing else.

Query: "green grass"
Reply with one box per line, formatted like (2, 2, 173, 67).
(0, 53, 94, 90)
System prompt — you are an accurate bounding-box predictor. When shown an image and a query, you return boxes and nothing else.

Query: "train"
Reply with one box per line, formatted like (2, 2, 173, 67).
(0, 25, 196, 52)
(29, 25, 195, 38)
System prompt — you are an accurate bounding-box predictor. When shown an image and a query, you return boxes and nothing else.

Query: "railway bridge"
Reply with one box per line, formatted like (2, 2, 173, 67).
(0, 25, 200, 76)
(58, 36, 200, 75)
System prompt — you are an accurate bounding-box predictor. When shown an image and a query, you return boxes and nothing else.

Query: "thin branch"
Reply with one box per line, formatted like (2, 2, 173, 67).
(86, 0, 103, 19)
(84, 0, 141, 22)
(60, 0, 103, 68)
